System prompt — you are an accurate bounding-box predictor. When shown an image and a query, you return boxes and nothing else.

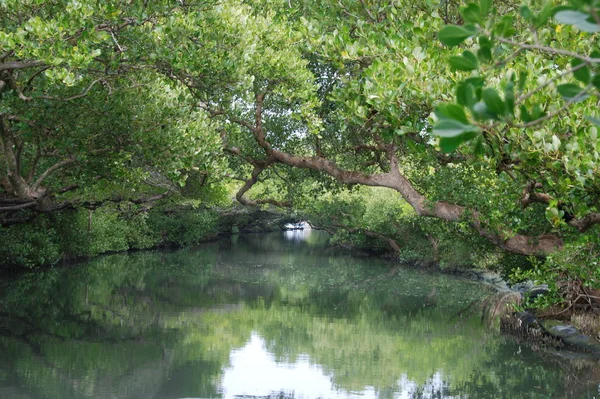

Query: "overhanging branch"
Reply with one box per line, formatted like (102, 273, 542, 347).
(227, 91, 565, 256)
(0, 60, 45, 72)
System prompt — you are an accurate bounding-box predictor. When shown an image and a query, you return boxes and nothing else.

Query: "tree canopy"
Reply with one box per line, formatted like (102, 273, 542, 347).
(1, 0, 600, 266)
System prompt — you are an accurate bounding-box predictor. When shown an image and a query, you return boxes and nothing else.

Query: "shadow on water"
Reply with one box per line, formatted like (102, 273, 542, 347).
(0, 231, 599, 399)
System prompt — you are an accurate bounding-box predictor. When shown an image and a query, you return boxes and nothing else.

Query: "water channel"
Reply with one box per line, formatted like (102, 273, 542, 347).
(1, 230, 599, 398)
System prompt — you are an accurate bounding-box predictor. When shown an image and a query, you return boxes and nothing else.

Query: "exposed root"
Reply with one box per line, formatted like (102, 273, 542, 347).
(481, 291, 521, 327)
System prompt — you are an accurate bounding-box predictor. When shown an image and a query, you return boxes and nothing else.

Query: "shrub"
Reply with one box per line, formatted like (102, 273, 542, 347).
(511, 235, 600, 310)
(0, 217, 61, 268)
(147, 208, 219, 246)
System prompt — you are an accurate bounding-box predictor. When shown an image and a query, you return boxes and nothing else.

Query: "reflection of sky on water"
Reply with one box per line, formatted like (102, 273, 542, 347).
(283, 223, 312, 243)
(220, 333, 449, 399)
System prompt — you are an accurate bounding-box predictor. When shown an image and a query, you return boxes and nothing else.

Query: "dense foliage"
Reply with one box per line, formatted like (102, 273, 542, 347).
(1, 0, 600, 308)
(0, 206, 219, 268)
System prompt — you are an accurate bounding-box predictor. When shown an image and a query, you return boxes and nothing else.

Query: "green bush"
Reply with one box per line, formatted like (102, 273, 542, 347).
(302, 186, 502, 268)
(51, 208, 134, 258)
(0, 218, 61, 268)
(147, 208, 219, 246)
(122, 212, 160, 250)
(510, 235, 600, 309)
(0, 205, 219, 269)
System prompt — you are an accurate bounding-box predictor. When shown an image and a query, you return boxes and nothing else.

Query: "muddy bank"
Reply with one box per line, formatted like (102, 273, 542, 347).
(500, 311, 600, 356)
(469, 269, 600, 356)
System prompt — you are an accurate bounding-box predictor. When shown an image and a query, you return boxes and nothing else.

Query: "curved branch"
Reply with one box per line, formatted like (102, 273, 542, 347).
(521, 182, 600, 232)
(358, 228, 402, 253)
(236, 93, 563, 256)
(130, 190, 172, 204)
(269, 147, 562, 255)
(569, 213, 600, 232)
(0, 60, 45, 72)
(31, 158, 75, 191)
(14, 78, 104, 102)
(329, 221, 402, 253)
(81, 190, 173, 209)
(235, 160, 290, 208)
(496, 37, 600, 64)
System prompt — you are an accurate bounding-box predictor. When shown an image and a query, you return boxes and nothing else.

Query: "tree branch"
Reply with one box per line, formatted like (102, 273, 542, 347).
(515, 84, 593, 129)
(496, 37, 600, 64)
(234, 159, 290, 208)
(569, 213, 600, 232)
(80, 190, 173, 209)
(15, 78, 104, 102)
(31, 158, 75, 192)
(130, 190, 172, 204)
(27, 141, 42, 183)
(521, 181, 600, 232)
(516, 62, 588, 105)
(0, 60, 45, 72)
(330, 222, 402, 253)
(228, 94, 564, 256)
(0, 202, 36, 212)
(0, 117, 29, 197)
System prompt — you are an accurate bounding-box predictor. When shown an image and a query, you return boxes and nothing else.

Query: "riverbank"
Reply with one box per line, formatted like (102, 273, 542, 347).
(466, 269, 600, 357)
(0, 205, 299, 272)
(4, 231, 595, 398)
(3, 205, 600, 358)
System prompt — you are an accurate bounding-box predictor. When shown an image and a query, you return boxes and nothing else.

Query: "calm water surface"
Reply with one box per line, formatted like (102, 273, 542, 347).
(1, 231, 599, 399)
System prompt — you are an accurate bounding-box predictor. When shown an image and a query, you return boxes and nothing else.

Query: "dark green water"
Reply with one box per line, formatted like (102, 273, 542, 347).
(1, 231, 599, 399)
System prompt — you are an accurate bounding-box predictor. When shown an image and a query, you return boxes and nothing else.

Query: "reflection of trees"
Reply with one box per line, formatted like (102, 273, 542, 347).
(449, 342, 600, 399)
(0, 233, 598, 398)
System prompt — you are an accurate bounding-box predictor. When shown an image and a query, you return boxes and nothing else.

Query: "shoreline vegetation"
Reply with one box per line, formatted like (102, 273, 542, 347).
(2, 0, 600, 361)
(2, 202, 600, 357)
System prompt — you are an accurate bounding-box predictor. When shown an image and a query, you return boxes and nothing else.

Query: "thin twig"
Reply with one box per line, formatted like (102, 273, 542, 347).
(496, 37, 600, 64)
(514, 84, 593, 128)
(516, 62, 588, 105)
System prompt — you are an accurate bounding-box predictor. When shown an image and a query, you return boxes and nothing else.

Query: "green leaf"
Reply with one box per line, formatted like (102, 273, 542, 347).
(571, 58, 591, 83)
(477, 44, 492, 63)
(480, 0, 492, 18)
(472, 101, 493, 120)
(592, 74, 600, 90)
(520, 105, 532, 123)
(519, 5, 533, 21)
(465, 77, 485, 100)
(456, 82, 475, 108)
(532, 105, 545, 120)
(557, 83, 589, 102)
(433, 119, 479, 137)
(518, 71, 528, 91)
(555, 10, 600, 33)
(585, 116, 600, 126)
(439, 133, 478, 153)
(477, 36, 493, 63)
(473, 134, 485, 155)
(435, 104, 470, 124)
(482, 88, 505, 117)
(438, 25, 477, 46)
(504, 82, 515, 116)
(495, 16, 515, 37)
(433, 120, 480, 152)
(449, 51, 479, 71)
(534, 3, 554, 28)
(460, 3, 481, 24)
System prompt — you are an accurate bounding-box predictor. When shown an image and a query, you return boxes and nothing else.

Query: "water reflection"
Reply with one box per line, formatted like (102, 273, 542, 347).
(283, 228, 311, 243)
(221, 333, 453, 399)
(222, 332, 360, 399)
(0, 232, 599, 399)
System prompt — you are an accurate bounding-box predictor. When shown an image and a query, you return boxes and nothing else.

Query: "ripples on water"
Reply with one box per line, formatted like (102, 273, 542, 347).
(0, 230, 599, 399)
